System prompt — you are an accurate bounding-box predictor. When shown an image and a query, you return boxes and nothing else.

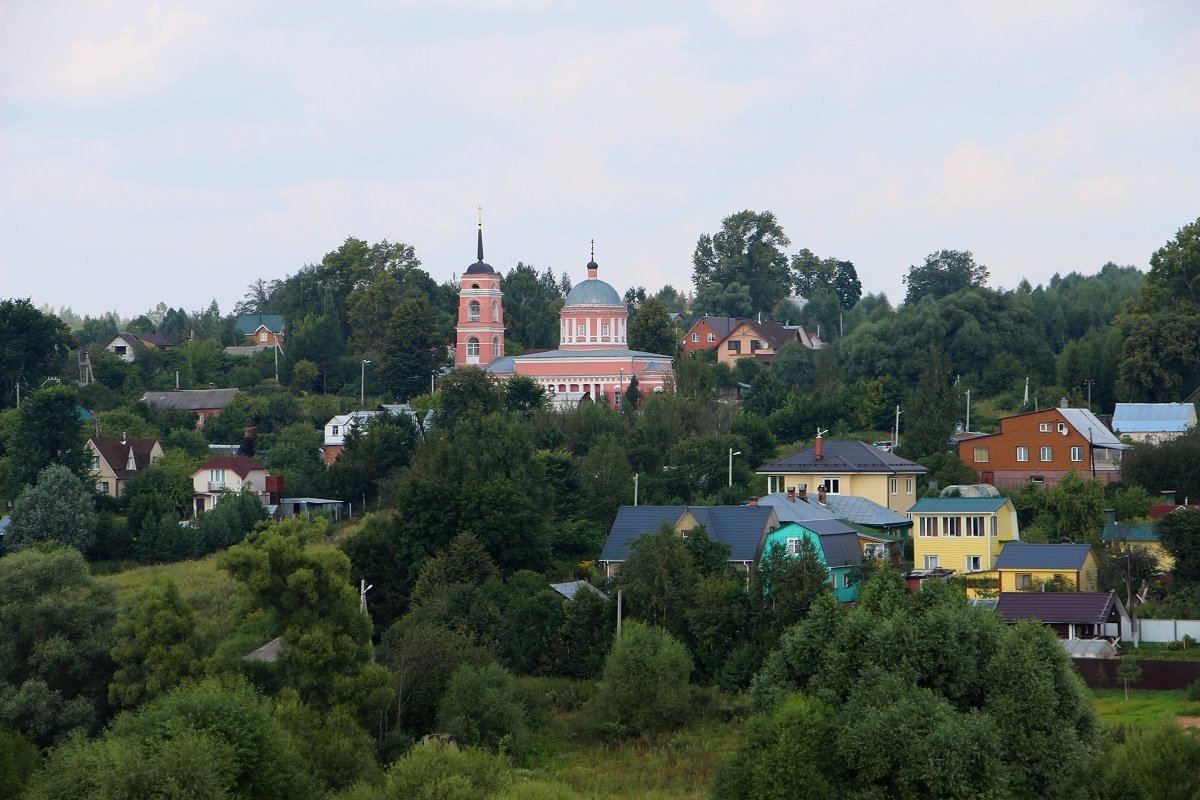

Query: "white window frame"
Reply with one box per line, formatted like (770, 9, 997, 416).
(1016, 446, 1029, 462)
(1040, 446, 1053, 462)
(1070, 446, 1083, 462)
(707, 332, 715, 342)
(864, 543, 887, 560)
(468, 300, 480, 322)
(259, 330, 268, 342)
(1039, 422, 1051, 432)
(577, 323, 586, 336)
(966, 555, 982, 573)
(691, 332, 699, 342)
(906, 478, 913, 495)
(943, 516, 962, 537)
(966, 516, 985, 537)
(1057, 422, 1068, 434)
(466, 337, 480, 357)
(890, 477, 898, 494)
(919, 517, 938, 537)
(924, 555, 940, 569)
(786, 537, 801, 556)
(820, 478, 840, 494)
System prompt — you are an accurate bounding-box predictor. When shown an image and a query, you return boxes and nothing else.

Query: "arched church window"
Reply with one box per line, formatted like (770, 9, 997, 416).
(468, 301, 480, 322)
(467, 337, 479, 357)
(491, 301, 499, 322)
(492, 335, 500, 355)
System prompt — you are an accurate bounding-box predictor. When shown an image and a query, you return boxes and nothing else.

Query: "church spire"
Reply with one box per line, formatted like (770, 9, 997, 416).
(477, 205, 484, 263)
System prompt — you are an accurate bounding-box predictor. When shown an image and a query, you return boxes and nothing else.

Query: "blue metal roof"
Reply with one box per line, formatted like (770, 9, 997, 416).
(564, 278, 622, 306)
(1112, 403, 1197, 433)
(1101, 523, 1159, 543)
(994, 542, 1093, 570)
(758, 440, 928, 475)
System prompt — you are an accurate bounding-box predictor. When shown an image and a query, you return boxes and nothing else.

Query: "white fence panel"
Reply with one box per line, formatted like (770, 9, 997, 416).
(1134, 619, 1200, 643)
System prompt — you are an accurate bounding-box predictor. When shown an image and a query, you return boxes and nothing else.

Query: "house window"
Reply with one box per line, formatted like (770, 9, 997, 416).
(492, 336, 500, 355)
(691, 333, 699, 342)
(100, 481, 110, 495)
(728, 340, 741, 353)
(614, 392, 622, 406)
(1070, 446, 1083, 462)
(864, 543, 887, 560)
(707, 332, 715, 342)
(1030, 475, 1045, 484)
(919, 517, 938, 537)
(602, 323, 610, 336)
(468, 301, 480, 322)
(966, 516, 985, 537)
(259, 330, 268, 342)
(1039, 422, 1051, 432)
(1016, 446, 1029, 462)
(466, 337, 480, 357)
(786, 537, 801, 556)
(331, 425, 339, 436)
(1040, 446, 1053, 462)
(837, 573, 850, 589)
(973, 446, 989, 463)
(966, 555, 982, 572)
(924, 555, 940, 569)
(1057, 422, 1068, 433)
(91, 456, 100, 470)
(943, 516, 962, 537)
(820, 478, 840, 494)
(890, 477, 898, 494)
(750, 339, 761, 352)
(906, 478, 914, 494)
(1016, 573, 1033, 590)
(577, 324, 586, 336)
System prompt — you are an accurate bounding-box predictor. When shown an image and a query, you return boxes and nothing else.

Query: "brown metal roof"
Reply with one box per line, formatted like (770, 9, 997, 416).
(994, 591, 1119, 625)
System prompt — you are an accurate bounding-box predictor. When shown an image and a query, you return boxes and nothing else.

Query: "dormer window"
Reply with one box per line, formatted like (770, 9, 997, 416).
(259, 330, 268, 342)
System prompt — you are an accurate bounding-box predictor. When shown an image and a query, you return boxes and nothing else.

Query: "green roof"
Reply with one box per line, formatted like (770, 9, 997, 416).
(1101, 523, 1159, 542)
(907, 497, 1010, 514)
(235, 314, 285, 335)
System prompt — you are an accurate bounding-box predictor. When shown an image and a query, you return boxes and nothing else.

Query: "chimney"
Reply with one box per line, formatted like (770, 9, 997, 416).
(815, 432, 824, 460)
(749, 496, 759, 507)
(1103, 508, 1116, 525)
(121, 431, 127, 445)
(1059, 396, 1069, 408)
(818, 486, 828, 504)
(787, 486, 796, 502)
(798, 483, 808, 502)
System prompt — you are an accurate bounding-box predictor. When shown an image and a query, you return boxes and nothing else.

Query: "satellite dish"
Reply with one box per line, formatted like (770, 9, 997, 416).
(1062, 427, 1070, 436)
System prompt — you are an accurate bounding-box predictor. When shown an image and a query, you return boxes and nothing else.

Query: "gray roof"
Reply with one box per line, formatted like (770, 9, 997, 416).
(758, 440, 928, 475)
(684, 316, 741, 340)
(142, 388, 239, 411)
(758, 493, 838, 523)
(515, 348, 674, 362)
(994, 542, 1092, 570)
(481, 356, 517, 374)
(599, 505, 777, 564)
(816, 532, 864, 568)
(800, 518, 859, 537)
(0, 515, 10, 535)
(1057, 408, 1127, 449)
(994, 591, 1119, 625)
(549, 580, 608, 601)
(224, 345, 272, 357)
(759, 492, 910, 528)
(564, 278, 622, 306)
(1112, 402, 1197, 433)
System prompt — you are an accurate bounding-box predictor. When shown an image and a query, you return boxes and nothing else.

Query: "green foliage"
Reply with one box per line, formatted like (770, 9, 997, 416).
(1122, 428, 1200, 515)
(0, 547, 115, 746)
(1158, 508, 1200, 585)
(437, 367, 503, 426)
(381, 291, 444, 403)
(27, 677, 322, 800)
(590, 621, 693, 737)
(899, 347, 955, 461)
(382, 740, 514, 800)
(628, 297, 676, 355)
(903, 249, 989, 305)
(436, 663, 529, 755)
(501, 263, 563, 351)
(108, 580, 203, 708)
(273, 692, 384, 792)
(614, 525, 700, 632)
(196, 489, 267, 554)
(1098, 724, 1200, 800)
(6, 464, 97, 554)
(0, 299, 74, 411)
(503, 374, 546, 417)
(0, 726, 40, 799)
(1116, 654, 1143, 699)
(263, 421, 324, 497)
(693, 210, 792, 313)
(713, 693, 837, 799)
(324, 409, 420, 507)
(381, 621, 490, 737)
(6, 384, 90, 493)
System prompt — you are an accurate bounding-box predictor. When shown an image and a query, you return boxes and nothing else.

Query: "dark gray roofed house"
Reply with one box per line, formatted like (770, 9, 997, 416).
(994, 591, 1132, 642)
(142, 388, 240, 429)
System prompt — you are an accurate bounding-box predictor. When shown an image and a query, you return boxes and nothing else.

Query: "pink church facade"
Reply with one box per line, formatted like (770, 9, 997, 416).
(454, 232, 674, 407)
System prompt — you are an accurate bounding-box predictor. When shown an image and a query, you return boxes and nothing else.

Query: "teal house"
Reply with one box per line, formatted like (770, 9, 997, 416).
(762, 519, 864, 602)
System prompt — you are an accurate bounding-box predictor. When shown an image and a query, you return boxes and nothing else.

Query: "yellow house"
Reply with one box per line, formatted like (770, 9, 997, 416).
(757, 437, 927, 513)
(994, 542, 1099, 592)
(87, 436, 164, 499)
(1101, 523, 1174, 572)
(908, 496, 1021, 595)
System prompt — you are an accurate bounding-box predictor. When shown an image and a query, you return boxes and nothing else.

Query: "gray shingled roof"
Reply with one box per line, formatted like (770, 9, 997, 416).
(994, 591, 1118, 625)
(758, 440, 928, 475)
(1057, 408, 1127, 449)
(994, 542, 1092, 570)
(142, 388, 239, 411)
(823, 494, 912, 527)
(599, 505, 776, 564)
(816, 532, 864, 568)
(757, 493, 838, 523)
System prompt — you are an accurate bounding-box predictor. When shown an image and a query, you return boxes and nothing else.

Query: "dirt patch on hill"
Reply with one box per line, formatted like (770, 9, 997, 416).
(1177, 716, 1200, 728)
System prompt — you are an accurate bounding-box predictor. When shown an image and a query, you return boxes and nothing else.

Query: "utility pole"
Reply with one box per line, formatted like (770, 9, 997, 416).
(633, 473, 639, 506)
(894, 405, 902, 450)
(965, 388, 971, 433)
(360, 360, 371, 408)
(1084, 379, 1094, 411)
(729, 448, 741, 488)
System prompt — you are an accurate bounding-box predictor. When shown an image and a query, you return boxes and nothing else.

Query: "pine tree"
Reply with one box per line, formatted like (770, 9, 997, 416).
(380, 292, 444, 403)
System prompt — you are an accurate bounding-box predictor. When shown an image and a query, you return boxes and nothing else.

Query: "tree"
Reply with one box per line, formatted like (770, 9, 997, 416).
(714, 693, 838, 800)
(437, 367, 503, 426)
(613, 525, 699, 632)
(264, 422, 325, 498)
(0, 547, 115, 746)
(6, 384, 89, 491)
(436, 663, 529, 756)
(502, 263, 561, 350)
(1121, 428, 1200, 508)
(1158, 508, 1200, 585)
(899, 347, 955, 460)
(108, 581, 203, 709)
(381, 292, 444, 403)
(622, 374, 642, 414)
(792, 249, 862, 309)
(628, 297, 675, 355)
(323, 410, 420, 507)
(0, 726, 40, 799)
(691, 280, 755, 318)
(504, 374, 546, 417)
(282, 313, 345, 393)
(6, 465, 97, 553)
(693, 211, 792, 313)
(0, 299, 73, 410)
(589, 621, 693, 736)
(1116, 654, 1142, 700)
(902, 249, 989, 305)
(1099, 723, 1200, 800)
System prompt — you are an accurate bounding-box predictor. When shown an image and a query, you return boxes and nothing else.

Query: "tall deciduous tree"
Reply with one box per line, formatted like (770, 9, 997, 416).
(380, 292, 444, 403)
(108, 581, 203, 708)
(902, 249, 989, 305)
(900, 347, 956, 461)
(7, 384, 89, 491)
(501, 263, 561, 350)
(627, 297, 675, 355)
(693, 211, 792, 313)
(1158, 508, 1200, 585)
(6, 465, 97, 553)
(589, 621, 693, 736)
(0, 299, 74, 410)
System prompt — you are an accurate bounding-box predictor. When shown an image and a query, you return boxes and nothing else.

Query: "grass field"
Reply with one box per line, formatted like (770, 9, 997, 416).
(1091, 689, 1200, 727)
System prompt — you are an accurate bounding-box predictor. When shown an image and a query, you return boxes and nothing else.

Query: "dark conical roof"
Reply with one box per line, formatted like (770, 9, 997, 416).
(465, 226, 495, 275)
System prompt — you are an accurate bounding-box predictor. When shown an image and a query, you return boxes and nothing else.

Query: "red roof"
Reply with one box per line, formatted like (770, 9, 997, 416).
(197, 455, 267, 478)
(1149, 504, 1200, 519)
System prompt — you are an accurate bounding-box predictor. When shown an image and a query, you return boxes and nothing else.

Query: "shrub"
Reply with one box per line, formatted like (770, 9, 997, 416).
(436, 664, 529, 757)
(1187, 679, 1200, 703)
(588, 621, 693, 737)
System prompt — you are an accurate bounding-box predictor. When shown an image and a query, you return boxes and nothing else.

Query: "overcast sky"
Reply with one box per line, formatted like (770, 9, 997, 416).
(2, 1, 1198, 320)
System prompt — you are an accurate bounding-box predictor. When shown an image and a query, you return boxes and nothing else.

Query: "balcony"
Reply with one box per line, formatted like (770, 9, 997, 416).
(208, 480, 226, 491)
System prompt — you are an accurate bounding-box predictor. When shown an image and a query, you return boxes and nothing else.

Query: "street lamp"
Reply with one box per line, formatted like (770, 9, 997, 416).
(360, 360, 371, 407)
(729, 448, 742, 488)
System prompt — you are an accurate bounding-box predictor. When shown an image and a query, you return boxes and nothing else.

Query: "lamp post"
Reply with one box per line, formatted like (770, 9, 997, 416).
(360, 360, 371, 407)
(729, 448, 742, 488)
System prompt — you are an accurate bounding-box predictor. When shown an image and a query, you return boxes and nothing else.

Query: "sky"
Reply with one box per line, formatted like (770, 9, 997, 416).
(2, 1, 1198, 321)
